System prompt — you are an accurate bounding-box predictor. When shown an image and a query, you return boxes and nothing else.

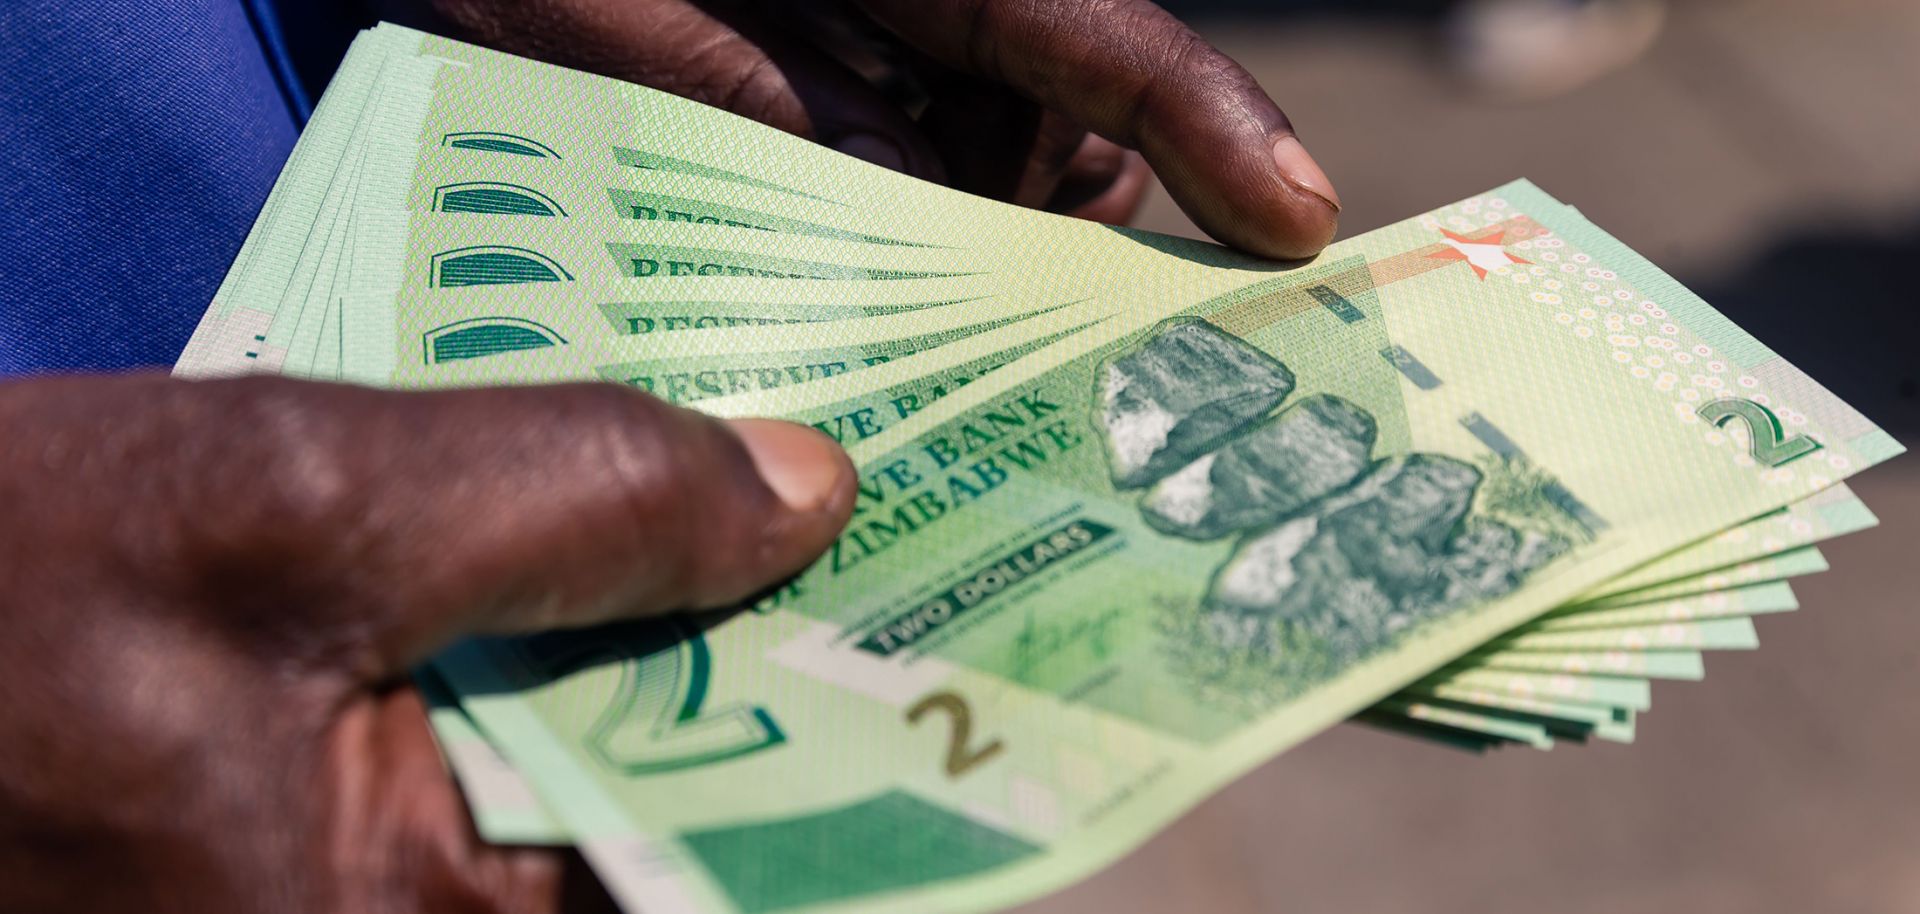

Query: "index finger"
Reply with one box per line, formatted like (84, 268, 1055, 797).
(852, 0, 1340, 259)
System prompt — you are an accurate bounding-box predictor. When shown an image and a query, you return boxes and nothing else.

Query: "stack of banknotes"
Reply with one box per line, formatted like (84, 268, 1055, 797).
(176, 23, 1902, 914)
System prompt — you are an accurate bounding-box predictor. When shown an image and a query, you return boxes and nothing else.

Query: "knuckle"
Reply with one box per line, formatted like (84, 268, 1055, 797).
(214, 378, 360, 534)
(12, 377, 378, 633)
(973, 0, 1240, 144)
(577, 387, 777, 601)
(963, 0, 1018, 76)
(153, 379, 391, 609)
(1137, 23, 1210, 108)
(600, 7, 808, 133)
(705, 54, 808, 131)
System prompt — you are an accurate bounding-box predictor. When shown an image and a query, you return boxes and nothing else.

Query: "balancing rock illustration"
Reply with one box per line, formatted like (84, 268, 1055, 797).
(1097, 318, 1568, 666)
(1142, 393, 1379, 540)
(1097, 318, 1296, 489)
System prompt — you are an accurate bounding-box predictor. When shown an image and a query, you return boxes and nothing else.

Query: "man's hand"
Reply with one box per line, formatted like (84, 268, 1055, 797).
(396, 0, 1341, 259)
(0, 374, 855, 912)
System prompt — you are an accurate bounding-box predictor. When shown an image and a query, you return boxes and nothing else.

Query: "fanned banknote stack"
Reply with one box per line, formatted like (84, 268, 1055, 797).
(176, 23, 1903, 914)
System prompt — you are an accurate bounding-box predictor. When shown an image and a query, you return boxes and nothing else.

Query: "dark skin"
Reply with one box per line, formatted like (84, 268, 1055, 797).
(0, 3, 1341, 910)
(0, 376, 853, 911)
(392, 0, 1341, 258)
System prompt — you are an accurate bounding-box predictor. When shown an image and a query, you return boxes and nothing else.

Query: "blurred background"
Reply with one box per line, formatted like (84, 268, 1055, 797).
(1019, 1, 1920, 912)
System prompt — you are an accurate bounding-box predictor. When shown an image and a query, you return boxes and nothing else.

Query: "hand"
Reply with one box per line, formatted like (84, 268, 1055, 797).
(393, 0, 1341, 259)
(0, 374, 855, 912)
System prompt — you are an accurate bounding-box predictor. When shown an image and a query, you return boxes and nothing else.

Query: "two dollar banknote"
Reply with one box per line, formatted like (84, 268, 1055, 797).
(176, 23, 1902, 914)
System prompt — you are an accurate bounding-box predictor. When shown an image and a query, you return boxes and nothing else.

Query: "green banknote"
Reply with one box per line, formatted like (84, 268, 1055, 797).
(1357, 515, 1831, 740)
(417, 668, 564, 844)
(1573, 548, 1826, 607)
(242, 24, 1876, 638)
(410, 142, 944, 248)
(1373, 698, 1557, 749)
(1578, 481, 1873, 599)
(1393, 688, 1639, 745)
(1498, 617, 1761, 652)
(420, 320, 1812, 821)
(186, 26, 1009, 381)
(397, 300, 1110, 412)
(1427, 668, 1653, 710)
(1539, 579, 1800, 630)
(177, 26, 404, 377)
(202, 23, 1903, 895)
(337, 213, 1006, 380)
(273, 47, 434, 379)
(362, 214, 1843, 756)
(1351, 710, 1513, 753)
(433, 179, 1896, 913)
(1413, 579, 1800, 730)
(402, 289, 1709, 779)
(1455, 648, 1707, 680)
(303, 27, 1087, 385)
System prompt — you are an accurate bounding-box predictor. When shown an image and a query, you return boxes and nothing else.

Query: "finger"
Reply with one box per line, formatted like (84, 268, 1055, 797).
(114, 375, 854, 676)
(851, 0, 1340, 258)
(341, 386, 852, 672)
(336, 685, 575, 912)
(1047, 139, 1151, 226)
(419, 0, 946, 179)
(765, 0, 928, 107)
(915, 71, 1087, 207)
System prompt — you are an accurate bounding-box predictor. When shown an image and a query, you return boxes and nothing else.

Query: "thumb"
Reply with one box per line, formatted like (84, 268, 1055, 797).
(158, 377, 854, 678)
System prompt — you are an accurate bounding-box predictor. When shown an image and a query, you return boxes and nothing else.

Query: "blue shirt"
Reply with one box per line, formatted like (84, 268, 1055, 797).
(0, 1, 354, 374)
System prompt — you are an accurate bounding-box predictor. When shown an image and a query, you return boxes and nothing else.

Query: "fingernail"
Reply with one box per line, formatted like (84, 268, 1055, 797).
(833, 133, 907, 172)
(728, 419, 850, 513)
(1272, 135, 1341, 213)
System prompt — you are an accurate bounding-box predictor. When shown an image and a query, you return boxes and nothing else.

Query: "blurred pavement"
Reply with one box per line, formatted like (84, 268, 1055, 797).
(1020, 2, 1920, 912)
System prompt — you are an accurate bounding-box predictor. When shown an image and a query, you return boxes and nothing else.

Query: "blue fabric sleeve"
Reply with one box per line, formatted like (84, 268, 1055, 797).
(0, 0, 309, 374)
